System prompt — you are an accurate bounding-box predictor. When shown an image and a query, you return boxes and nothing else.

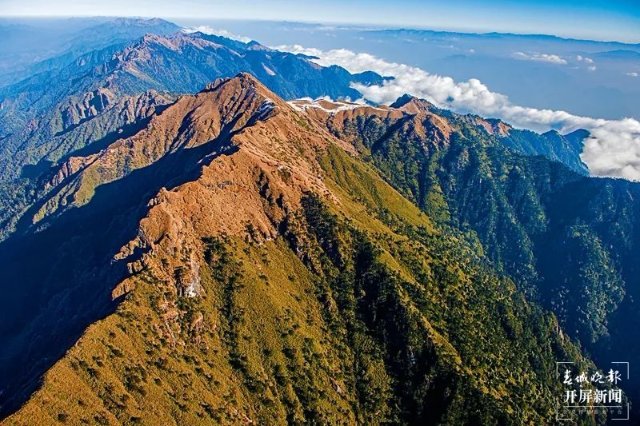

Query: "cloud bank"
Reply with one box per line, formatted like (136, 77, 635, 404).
(278, 45, 640, 181)
(513, 51, 567, 64)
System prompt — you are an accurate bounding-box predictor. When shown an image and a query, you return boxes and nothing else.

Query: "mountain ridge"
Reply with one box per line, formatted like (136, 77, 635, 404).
(296, 92, 640, 413)
(0, 24, 627, 424)
(0, 32, 385, 241)
(0, 74, 598, 424)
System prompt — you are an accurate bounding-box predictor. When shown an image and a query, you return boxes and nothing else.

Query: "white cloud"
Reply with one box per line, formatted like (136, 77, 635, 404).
(181, 26, 252, 43)
(277, 44, 640, 181)
(576, 55, 594, 64)
(577, 55, 597, 71)
(513, 51, 567, 65)
(627, 72, 639, 78)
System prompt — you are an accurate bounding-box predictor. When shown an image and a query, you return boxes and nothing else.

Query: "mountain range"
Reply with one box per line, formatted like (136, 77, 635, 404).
(0, 29, 384, 240)
(186, 19, 640, 121)
(0, 17, 637, 425)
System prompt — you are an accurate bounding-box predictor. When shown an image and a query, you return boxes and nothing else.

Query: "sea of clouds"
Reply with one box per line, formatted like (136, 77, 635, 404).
(278, 45, 640, 181)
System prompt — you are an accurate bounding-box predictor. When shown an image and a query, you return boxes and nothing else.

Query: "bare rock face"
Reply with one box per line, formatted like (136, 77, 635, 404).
(472, 116, 512, 137)
(30, 73, 346, 304)
(0, 73, 351, 417)
(116, 73, 345, 299)
(175, 252, 201, 297)
(59, 88, 115, 131)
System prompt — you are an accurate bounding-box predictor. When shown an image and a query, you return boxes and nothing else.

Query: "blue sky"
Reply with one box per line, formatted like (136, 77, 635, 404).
(1, 0, 638, 42)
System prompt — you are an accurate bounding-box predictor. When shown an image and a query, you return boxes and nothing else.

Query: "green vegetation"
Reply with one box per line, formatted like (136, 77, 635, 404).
(5, 145, 601, 425)
(327, 107, 640, 407)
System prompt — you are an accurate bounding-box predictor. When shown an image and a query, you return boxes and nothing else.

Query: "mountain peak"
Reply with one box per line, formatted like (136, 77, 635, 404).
(30, 71, 332, 226)
(390, 93, 415, 107)
(390, 94, 436, 114)
(203, 72, 277, 105)
(2, 68, 601, 425)
(246, 40, 271, 51)
(565, 128, 590, 139)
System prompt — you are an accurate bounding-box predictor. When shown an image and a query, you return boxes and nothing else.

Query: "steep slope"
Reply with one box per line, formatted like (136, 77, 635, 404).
(500, 127, 588, 174)
(1, 75, 597, 424)
(300, 95, 640, 409)
(0, 90, 175, 235)
(302, 95, 588, 175)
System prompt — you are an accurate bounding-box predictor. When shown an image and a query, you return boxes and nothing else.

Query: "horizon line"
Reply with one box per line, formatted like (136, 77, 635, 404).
(0, 14, 638, 45)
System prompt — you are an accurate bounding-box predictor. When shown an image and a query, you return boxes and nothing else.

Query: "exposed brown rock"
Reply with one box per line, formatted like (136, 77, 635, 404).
(31, 73, 352, 300)
(291, 96, 453, 148)
(473, 116, 512, 137)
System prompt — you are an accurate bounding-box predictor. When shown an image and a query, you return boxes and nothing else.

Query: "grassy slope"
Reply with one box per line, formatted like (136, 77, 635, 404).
(4, 146, 597, 425)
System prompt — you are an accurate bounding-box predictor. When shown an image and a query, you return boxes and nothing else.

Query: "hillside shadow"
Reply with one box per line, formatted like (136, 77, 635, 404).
(20, 104, 171, 182)
(0, 121, 241, 418)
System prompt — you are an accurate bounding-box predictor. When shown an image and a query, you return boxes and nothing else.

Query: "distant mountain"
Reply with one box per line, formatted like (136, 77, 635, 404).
(0, 17, 181, 87)
(337, 24, 639, 120)
(1, 74, 596, 425)
(373, 27, 640, 48)
(501, 128, 588, 174)
(0, 31, 378, 139)
(593, 49, 640, 60)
